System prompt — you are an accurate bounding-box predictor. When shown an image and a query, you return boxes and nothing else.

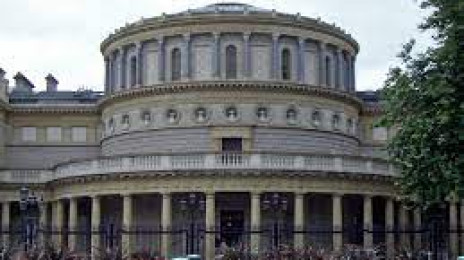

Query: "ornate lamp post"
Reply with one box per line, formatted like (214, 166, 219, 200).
(262, 193, 288, 248)
(19, 187, 40, 252)
(179, 193, 205, 255)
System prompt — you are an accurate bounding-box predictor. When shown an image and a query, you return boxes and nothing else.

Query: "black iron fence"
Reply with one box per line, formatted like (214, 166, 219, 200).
(0, 224, 461, 259)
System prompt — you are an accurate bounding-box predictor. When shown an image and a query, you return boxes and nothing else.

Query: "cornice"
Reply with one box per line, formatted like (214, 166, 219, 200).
(50, 169, 395, 187)
(10, 104, 98, 115)
(101, 13, 359, 54)
(97, 81, 364, 112)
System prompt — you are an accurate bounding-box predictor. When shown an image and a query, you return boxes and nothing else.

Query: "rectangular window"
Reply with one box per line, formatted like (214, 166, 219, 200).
(222, 138, 243, 152)
(71, 127, 87, 142)
(372, 127, 388, 141)
(46, 127, 62, 142)
(21, 127, 37, 142)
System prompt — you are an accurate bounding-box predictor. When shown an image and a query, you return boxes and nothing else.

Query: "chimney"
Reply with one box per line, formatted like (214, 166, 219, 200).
(45, 73, 58, 92)
(13, 72, 34, 93)
(0, 68, 8, 98)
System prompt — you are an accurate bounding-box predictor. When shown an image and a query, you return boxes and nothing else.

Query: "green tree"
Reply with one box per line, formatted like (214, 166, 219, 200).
(379, 0, 464, 208)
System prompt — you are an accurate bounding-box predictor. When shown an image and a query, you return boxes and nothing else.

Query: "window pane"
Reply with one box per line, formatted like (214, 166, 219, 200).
(72, 127, 87, 142)
(226, 45, 237, 79)
(46, 127, 62, 142)
(21, 127, 37, 142)
(171, 48, 181, 81)
(282, 49, 291, 80)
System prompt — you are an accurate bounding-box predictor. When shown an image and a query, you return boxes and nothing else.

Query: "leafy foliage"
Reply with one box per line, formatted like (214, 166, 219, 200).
(379, 0, 464, 207)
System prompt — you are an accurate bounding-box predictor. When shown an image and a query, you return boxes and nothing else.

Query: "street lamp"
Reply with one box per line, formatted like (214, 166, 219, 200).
(19, 187, 40, 252)
(262, 193, 288, 248)
(179, 193, 205, 255)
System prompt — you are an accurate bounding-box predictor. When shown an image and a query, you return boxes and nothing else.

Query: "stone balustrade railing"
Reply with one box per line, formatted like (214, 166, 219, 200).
(0, 153, 395, 184)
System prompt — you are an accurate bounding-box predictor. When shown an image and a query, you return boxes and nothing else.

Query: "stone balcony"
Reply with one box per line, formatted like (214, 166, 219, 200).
(0, 153, 395, 184)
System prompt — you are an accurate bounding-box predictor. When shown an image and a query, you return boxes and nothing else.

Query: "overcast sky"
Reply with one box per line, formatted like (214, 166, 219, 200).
(0, 0, 431, 92)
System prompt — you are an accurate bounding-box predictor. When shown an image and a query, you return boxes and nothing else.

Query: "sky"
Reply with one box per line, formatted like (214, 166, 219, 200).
(0, 0, 432, 92)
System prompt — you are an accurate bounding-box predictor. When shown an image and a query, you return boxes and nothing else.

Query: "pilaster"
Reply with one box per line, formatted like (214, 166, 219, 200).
(318, 41, 327, 86)
(271, 33, 280, 79)
(212, 32, 220, 78)
(158, 36, 165, 82)
(182, 33, 191, 80)
(52, 200, 64, 249)
(243, 32, 251, 79)
(298, 38, 306, 83)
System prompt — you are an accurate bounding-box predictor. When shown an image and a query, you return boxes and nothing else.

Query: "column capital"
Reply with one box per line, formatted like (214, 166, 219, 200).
(205, 191, 215, 198)
(298, 37, 306, 46)
(319, 41, 327, 49)
(157, 35, 164, 44)
(332, 192, 344, 198)
(212, 32, 221, 39)
(135, 41, 142, 50)
(183, 33, 191, 41)
(243, 32, 251, 40)
(272, 33, 280, 41)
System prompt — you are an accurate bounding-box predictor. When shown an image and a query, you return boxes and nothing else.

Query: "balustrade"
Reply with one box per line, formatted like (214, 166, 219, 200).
(0, 153, 394, 184)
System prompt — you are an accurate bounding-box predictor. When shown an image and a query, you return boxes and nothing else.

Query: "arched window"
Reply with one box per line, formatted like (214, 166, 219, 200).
(225, 45, 237, 79)
(325, 56, 332, 86)
(281, 48, 291, 80)
(171, 48, 181, 81)
(130, 56, 137, 87)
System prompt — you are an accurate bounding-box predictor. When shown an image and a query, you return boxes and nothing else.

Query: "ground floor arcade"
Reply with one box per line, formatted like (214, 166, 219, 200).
(1, 191, 463, 259)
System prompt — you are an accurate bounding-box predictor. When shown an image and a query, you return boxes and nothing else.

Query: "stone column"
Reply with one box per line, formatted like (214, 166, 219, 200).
(104, 57, 110, 93)
(91, 196, 101, 260)
(413, 208, 422, 251)
(119, 47, 126, 89)
(318, 42, 326, 86)
(182, 33, 191, 80)
(136, 42, 143, 86)
(351, 56, 356, 92)
(158, 36, 165, 82)
(399, 203, 410, 249)
(336, 49, 344, 89)
(385, 197, 394, 260)
(161, 193, 172, 258)
(39, 201, 48, 246)
(345, 55, 352, 92)
(294, 193, 305, 249)
(2, 201, 10, 248)
(449, 202, 458, 259)
(205, 192, 215, 260)
(332, 193, 343, 251)
(363, 195, 373, 249)
(271, 33, 280, 79)
(52, 200, 64, 249)
(243, 32, 251, 78)
(68, 197, 78, 252)
(298, 38, 305, 83)
(122, 194, 133, 256)
(212, 32, 220, 78)
(250, 192, 261, 253)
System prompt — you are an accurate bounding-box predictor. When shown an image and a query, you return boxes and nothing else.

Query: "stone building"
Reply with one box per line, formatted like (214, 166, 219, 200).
(0, 3, 461, 259)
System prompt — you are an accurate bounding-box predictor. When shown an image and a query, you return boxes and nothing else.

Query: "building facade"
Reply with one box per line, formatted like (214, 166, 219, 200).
(0, 3, 461, 259)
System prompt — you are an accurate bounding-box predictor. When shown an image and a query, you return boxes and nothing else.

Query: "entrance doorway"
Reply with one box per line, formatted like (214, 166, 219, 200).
(220, 210, 244, 247)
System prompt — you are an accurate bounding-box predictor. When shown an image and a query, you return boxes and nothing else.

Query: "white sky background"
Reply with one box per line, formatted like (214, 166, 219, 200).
(0, 0, 432, 92)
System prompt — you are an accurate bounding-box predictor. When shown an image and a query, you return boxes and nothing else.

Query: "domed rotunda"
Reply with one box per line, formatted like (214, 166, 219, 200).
(1, 3, 452, 259)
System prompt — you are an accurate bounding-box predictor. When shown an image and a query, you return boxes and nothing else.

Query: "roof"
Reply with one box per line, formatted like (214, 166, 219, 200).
(9, 90, 103, 104)
(181, 3, 271, 15)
